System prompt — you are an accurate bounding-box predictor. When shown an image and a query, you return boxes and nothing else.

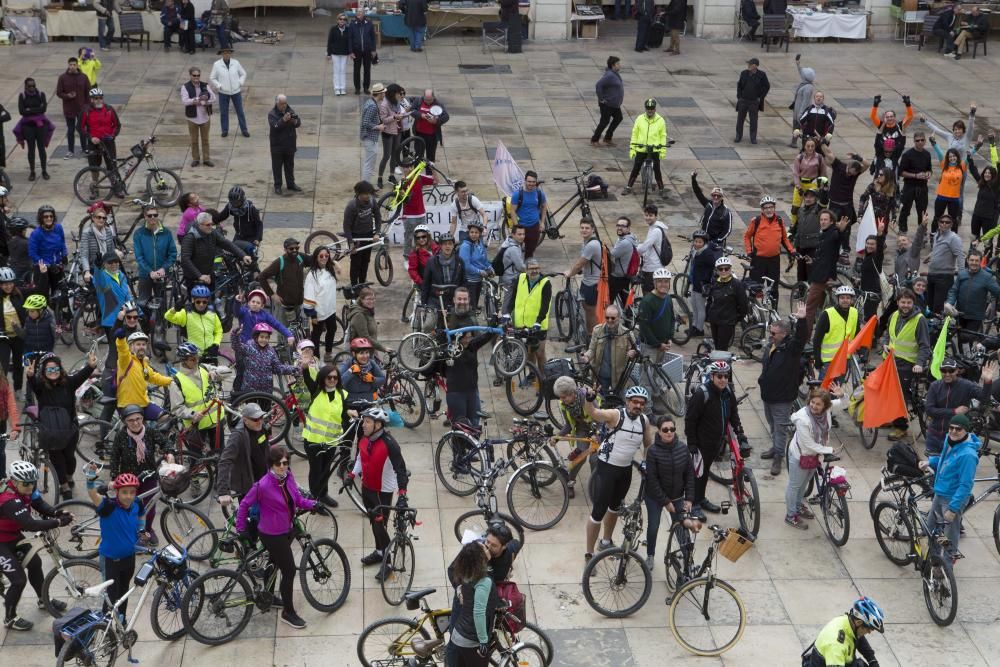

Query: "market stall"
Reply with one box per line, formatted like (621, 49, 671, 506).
(787, 6, 869, 40)
(427, 3, 528, 37)
(226, 0, 314, 17)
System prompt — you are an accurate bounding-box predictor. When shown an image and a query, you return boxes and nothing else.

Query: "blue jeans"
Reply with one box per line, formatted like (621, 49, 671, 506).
(644, 497, 685, 557)
(785, 448, 814, 517)
(446, 390, 481, 426)
(218, 92, 248, 135)
(614, 0, 631, 19)
(410, 27, 426, 50)
(98, 16, 115, 48)
(65, 115, 85, 154)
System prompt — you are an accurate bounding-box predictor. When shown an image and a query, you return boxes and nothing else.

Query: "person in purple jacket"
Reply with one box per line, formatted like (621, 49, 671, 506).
(236, 444, 316, 630)
(234, 288, 293, 344)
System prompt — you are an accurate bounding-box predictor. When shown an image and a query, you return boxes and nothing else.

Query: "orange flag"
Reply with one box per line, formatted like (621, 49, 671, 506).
(847, 316, 878, 356)
(821, 339, 850, 390)
(596, 246, 610, 325)
(862, 350, 909, 428)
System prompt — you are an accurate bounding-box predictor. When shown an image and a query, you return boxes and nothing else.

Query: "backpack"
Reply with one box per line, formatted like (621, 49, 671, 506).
(625, 243, 641, 278)
(598, 408, 648, 453)
(491, 245, 509, 276)
(276, 254, 304, 285)
(652, 223, 673, 266)
(886, 440, 922, 479)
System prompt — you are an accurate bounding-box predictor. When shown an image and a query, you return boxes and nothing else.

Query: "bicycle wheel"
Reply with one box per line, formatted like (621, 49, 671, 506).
(581, 547, 652, 618)
(181, 568, 255, 646)
(381, 536, 415, 606)
(56, 619, 118, 667)
(521, 621, 554, 666)
(646, 363, 685, 418)
(72, 302, 105, 354)
(53, 499, 101, 559)
(42, 558, 103, 618)
(672, 271, 690, 298)
(374, 247, 393, 286)
(188, 528, 238, 570)
(397, 135, 426, 163)
(299, 504, 339, 548)
(506, 462, 569, 531)
(398, 332, 438, 373)
(505, 439, 561, 474)
(376, 191, 403, 225)
(506, 362, 543, 416)
(491, 337, 527, 377)
(175, 452, 215, 506)
(544, 396, 567, 432)
(159, 502, 214, 559)
(146, 168, 183, 207)
(357, 617, 429, 667)
(493, 643, 548, 667)
(707, 453, 734, 486)
(739, 323, 767, 362)
(872, 501, 914, 566)
(735, 468, 761, 538)
(664, 522, 692, 593)
(671, 295, 692, 346)
(150, 571, 198, 641)
(433, 431, 484, 497)
(304, 229, 339, 255)
(641, 164, 652, 209)
(73, 166, 115, 204)
(299, 537, 351, 613)
(454, 510, 525, 546)
(77, 418, 113, 465)
(820, 485, 850, 547)
(857, 417, 878, 450)
(230, 392, 292, 445)
(788, 281, 809, 313)
(401, 287, 418, 325)
(993, 504, 1000, 558)
(386, 372, 426, 429)
(553, 290, 572, 341)
(923, 552, 958, 626)
(668, 576, 746, 656)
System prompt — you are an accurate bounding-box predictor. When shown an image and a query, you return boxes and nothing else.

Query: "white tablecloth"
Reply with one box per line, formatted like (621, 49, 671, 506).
(790, 11, 867, 39)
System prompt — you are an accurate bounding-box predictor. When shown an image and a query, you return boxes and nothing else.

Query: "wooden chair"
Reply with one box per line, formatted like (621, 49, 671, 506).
(917, 15, 943, 51)
(118, 12, 150, 51)
(761, 15, 789, 52)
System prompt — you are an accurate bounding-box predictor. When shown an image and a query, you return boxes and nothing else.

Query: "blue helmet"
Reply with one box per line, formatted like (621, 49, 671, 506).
(190, 285, 211, 299)
(177, 342, 200, 360)
(849, 596, 885, 633)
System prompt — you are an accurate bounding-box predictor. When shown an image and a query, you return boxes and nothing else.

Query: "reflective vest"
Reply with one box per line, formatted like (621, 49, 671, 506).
(303, 388, 346, 444)
(174, 366, 219, 430)
(512, 273, 550, 330)
(888, 310, 922, 364)
(820, 307, 858, 363)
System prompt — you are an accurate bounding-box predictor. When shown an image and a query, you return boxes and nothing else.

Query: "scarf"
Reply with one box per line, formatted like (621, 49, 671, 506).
(270, 468, 288, 482)
(808, 409, 829, 445)
(128, 424, 147, 463)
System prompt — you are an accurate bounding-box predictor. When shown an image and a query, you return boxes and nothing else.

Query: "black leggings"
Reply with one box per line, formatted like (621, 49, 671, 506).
(259, 532, 297, 615)
(378, 132, 400, 180)
(933, 197, 961, 232)
(709, 323, 736, 352)
(310, 314, 338, 354)
(350, 246, 374, 286)
(0, 541, 43, 621)
(99, 554, 136, 616)
(694, 441, 724, 503)
(590, 459, 633, 522)
(971, 213, 997, 240)
(48, 434, 79, 490)
(21, 123, 47, 173)
(304, 441, 332, 498)
(446, 642, 489, 667)
(362, 487, 393, 551)
(0, 336, 24, 391)
(627, 152, 662, 188)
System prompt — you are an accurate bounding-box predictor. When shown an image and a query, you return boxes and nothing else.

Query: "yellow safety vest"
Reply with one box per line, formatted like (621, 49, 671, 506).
(888, 310, 923, 364)
(820, 307, 858, 363)
(303, 388, 346, 444)
(174, 366, 219, 430)
(512, 273, 550, 330)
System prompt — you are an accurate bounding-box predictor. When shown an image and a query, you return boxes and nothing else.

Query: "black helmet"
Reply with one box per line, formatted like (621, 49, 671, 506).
(692, 230, 709, 242)
(7, 217, 30, 233)
(644, 98, 657, 110)
(228, 185, 247, 214)
(36, 205, 56, 224)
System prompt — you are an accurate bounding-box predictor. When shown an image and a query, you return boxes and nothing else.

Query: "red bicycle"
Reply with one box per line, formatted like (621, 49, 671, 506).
(707, 415, 761, 538)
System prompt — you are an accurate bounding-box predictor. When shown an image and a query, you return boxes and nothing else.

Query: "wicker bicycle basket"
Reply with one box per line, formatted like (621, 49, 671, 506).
(718, 527, 755, 562)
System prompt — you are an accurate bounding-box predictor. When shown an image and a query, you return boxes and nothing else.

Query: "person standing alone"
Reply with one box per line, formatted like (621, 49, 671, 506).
(181, 67, 216, 168)
(210, 47, 250, 138)
(327, 14, 351, 96)
(55, 58, 90, 160)
(735, 58, 769, 144)
(268, 95, 301, 195)
(348, 13, 377, 95)
(591, 57, 623, 147)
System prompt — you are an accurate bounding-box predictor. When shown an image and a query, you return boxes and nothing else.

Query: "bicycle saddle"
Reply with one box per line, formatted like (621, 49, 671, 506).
(431, 283, 458, 292)
(412, 637, 445, 658)
(403, 588, 437, 609)
(84, 580, 116, 598)
(824, 453, 841, 463)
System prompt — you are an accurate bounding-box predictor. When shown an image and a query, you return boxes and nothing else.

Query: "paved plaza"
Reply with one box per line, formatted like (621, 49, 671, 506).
(2, 13, 1000, 666)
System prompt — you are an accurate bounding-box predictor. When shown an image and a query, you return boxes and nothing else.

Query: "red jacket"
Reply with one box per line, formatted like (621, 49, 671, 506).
(0, 480, 61, 543)
(79, 104, 121, 142)
(408, 243, 438, 284)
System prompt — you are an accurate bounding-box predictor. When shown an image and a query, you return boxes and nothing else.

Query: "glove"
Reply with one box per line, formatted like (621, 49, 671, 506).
(477, 644, 489, 658)
(872, 94, 881, 107)
(346, 472, 356, 482)
(901, 94, 911, 106)
(350, 364, 361, 374)
(205, 344, 220, 358)
(361, 372, 375, 383)
(57, 512, 72, 527)
(396, 494, 409, 509)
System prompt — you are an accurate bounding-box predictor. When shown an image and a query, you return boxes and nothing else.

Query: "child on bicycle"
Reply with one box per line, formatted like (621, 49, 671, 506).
(85, 468, 144, 617)
(231, 322, 298, 398)
(0, 461, 72, 631)
(164, 284, 223, 363)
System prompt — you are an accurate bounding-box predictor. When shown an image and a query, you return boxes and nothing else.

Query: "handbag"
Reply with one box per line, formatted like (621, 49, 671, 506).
(798, 453, 820, 469)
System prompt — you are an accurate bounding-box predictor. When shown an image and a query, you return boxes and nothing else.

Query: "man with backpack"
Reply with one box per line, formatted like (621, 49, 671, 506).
(609, 216, 640, 307)
(509, 171, 547, 259)
(743, 195, 796, 302)
(258, 238, 311, 329)
(449, 181, 488, 241)
(923, 358, 995, 456)
(562, 219, 603, 335)
(495, 224, 526, 288)
(637, 204, 672, 294)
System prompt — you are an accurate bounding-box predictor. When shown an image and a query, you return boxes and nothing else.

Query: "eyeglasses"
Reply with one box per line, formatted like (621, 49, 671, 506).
(125, 416, 144, 423)
(615, 224, 629, 228)
(605, 316, 618, 321)
(92, 215, 107, 220)
(125, 315, 139, 321)
(914, 138, 926, 142)
(660, 427, 676, 433)
(193, 299, 209, 305)
(44, 366, 62, 373)
(948, 425, 967, 432)
(717, 267, 732, 272)
(275, 460, 290, 467)
(145, 213, 159, 218)
(191, 74, 201, 77)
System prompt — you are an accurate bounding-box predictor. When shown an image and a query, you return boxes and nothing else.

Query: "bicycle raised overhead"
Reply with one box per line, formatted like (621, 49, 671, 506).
(73, 136, 182, 207)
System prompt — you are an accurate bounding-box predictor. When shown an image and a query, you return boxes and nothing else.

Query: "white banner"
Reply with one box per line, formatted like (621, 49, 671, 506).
(491, 140, 524, 198)
(386, 201, 506, 246)
(855, 202, 877, 254)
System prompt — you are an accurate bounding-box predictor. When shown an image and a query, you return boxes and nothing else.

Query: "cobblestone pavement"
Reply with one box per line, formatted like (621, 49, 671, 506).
(2, 14, 1000, 667)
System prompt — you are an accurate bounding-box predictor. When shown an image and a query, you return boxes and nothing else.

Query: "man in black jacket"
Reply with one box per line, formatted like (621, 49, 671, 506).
(215, 403, 271, 510)
(665, 0, 687, 54)
(758, 305, 808, 476)
(635, 0, 655, 52)
(690, 171, 734, 245)
(924, 358, 995, 456)
(401, 0, 428, 52)
(343, 181, 383, 286)
(348, 13, 378, 94)
(180, 213, 251, 290)
(421, 233, 466, 308)
(735, 58, 769, 144)
(644, 415, 695, 569)
(805, 211, 849, 332)
(268, 95, 302, 195)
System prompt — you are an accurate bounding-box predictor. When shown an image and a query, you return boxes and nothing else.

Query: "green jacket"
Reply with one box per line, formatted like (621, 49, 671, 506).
(629, 112, 667, 159)
(638, 292, 674, 346)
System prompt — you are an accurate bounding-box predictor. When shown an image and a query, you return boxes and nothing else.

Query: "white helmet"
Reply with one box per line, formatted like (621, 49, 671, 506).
(0, 267, 15, 282)
(834, 285, 856, 297)
(653, 268, 673, 280)
(759, 195, 777, 207)
(414, 225, 431, 235)
(362, 407, 390, 423)
(0, 186, 8, 198)
(127, 331, 149, 344)
(715, 256, 733, 268)
(9, 460, 39, 483)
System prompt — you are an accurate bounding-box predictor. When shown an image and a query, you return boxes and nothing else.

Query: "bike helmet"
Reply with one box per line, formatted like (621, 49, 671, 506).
(350, 337, 374, 351)
(113, 473, 140, 490)
(177, 342, 200, 360)
(759, 195, 777, 207)
(414, 224, 431, 236)
(834, 285, 856, 297)
(190, 285, 211, 299)
(296, 339, 315, 351)
(121, 301, 139, 315)
(23, 294, 47, 310)
(0, 267, 16, 283)
(652, 268, 673, 281)
(644, 98, 657, 110)
(708, 360, 732, 375)
(36, 205, 56, 223)
(624, 386, 650, 402)
(692, 230, 709, 242)
(126, 331, 149, 344)
(38, 352, 61, 368)
(939, 357, 959, 370)
(466, 219, 484, 230)
(89, 87, 104, 98)
(7, 217, 30, 234)
(252, 322, 274, 336)
(247, 288, 268, 304)
(120, 404, 144, 419)
(9, 460, 38, 483)
(715, 256, 733, 268)
(362, 407, 389, 423)
(438, 232, 455, 244)
(228, 185, 247, 213)
(849, 596, 885, 633)
(0, 186, 8, 198)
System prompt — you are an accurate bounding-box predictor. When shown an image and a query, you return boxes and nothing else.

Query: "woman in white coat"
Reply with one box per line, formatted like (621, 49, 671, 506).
(784, 385, 843, 530)
(303, 245, 341, 363)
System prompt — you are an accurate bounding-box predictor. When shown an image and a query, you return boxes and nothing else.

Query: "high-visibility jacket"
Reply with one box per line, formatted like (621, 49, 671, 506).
(888, 310, 922, 364)
(512, 273, 550, 330)
(629, 113, 668, 159)
(303, 388, 346, 444)
(174, 365, 219, 430)
(820, 306, 858, 363)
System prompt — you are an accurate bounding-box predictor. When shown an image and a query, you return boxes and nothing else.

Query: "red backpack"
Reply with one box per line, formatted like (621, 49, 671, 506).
(625, 242, 641, 278)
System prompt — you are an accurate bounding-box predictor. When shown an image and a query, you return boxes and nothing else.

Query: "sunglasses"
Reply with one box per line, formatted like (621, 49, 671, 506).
(616, 224, 629, 228)
(914, 138, 926, 142)
(275, 460, 290, 467)
(948, 425, 966, 432)
(45, 366, 62, 373)
(660, 427, 676, 433)
(605, 316, 618, 321)
(326, 374, 340, 381)
(711, 193, 723, 198)
(416, 235, 429, 240)
(287, 247, 300, 252)
(92, 215, 108, 220)
(145, 213, 159, 218)
(941, 368, 957, 373)
(125, 315, 140, 321)
(191, 73, 201, 77)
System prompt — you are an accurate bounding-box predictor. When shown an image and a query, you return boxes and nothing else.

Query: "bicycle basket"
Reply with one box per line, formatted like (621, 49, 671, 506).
(158, 466, 191, 497)
(52, 608, 105, 659)
(718, 527, 755, 562)
(130, 143, 147, 160)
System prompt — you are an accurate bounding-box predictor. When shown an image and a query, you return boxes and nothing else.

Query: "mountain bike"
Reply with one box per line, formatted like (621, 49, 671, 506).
(379, 143, 453, 225)
(376, 504, 420, 606)
(73, 136, 183, 207)
(536, 167, 600, 248)
(0, 528, 101, 619)
(581, 464, 651, 618)
(300, 231, 394, 287)
(628, 143, 668, 209)
(552, 274, 589, 349)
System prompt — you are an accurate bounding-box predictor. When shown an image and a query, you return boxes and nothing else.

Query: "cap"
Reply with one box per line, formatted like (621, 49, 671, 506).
(949, 414, 971, 431)
(746, 57, 760, 65)
(283, 237, 300, 249)
(241, 403, 267, 419)
(370, 83, 386, 94)
(218, 46, 234, 54)
(939, 357, 959, 370)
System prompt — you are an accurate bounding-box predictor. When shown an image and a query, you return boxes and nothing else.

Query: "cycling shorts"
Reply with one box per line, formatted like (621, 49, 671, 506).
(590, 459, 633, 522)
(580, 283, 598, 307)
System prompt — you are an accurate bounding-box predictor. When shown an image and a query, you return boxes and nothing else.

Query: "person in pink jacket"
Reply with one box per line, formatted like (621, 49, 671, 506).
(236, 444, 316, 630)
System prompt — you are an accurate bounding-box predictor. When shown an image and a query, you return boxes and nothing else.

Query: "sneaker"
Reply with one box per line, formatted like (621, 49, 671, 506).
(597, 538, 614, 551)
(64, 152, 74, 159)
(221, 132, 228, 138)
(798, 504, 816, 519)
(760, 450, 775, 460)
(241, 131, 251, 138)
(191, 160, 200, 167)
(39, 598, 68, 613)
(785, 514, 808, 530)
(621, 186, 633, 195)
(319, 494, 339, 508)
(361, 550, 383, 566)
(602, 138, 616, 147)
(203, 160, 215, 167)
(4, 616, 33, 631)
(590, 139, 600, 146)
(374, 561, 392, 582)
(645, 554, 655, 570)
(770, 458, 782, 477)
(280, 610, 307, 629)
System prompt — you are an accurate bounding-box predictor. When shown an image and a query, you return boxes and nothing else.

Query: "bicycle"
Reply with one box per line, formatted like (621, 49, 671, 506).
(75, 196, 157, 253)
(535, 167, 601, 248)
(302, 233, 393, 287)
(52, 543, 197, 665)
(377, 144, 453, 225)
(552, 274, 589, 349)
(581, 464, 651, 618)
(179, 508, 351, 645)
(666, 520, 749, 656)
(374, 504, 420, 606)
(72, 136, 183, 207)
(356, 587, 553, 667)
(628, 142, 668, 208)
(784, 450, 852, 547)
(707, 418, 761, 539)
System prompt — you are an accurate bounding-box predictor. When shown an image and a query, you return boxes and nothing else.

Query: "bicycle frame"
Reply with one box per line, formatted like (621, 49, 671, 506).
(724, 426, 748, 503)
(540, 173, 594, 241)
